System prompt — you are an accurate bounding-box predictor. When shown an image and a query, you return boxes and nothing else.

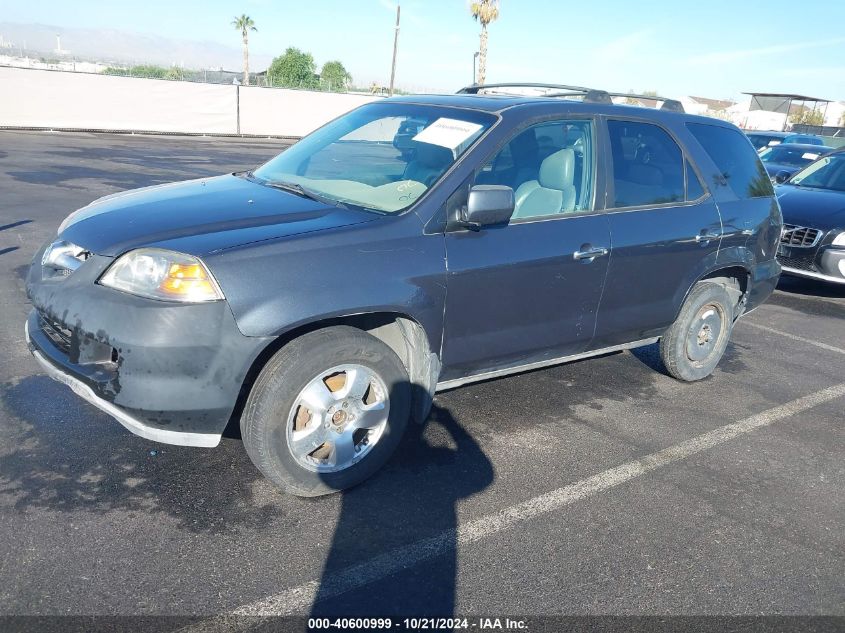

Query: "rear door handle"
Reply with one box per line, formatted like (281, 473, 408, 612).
(694, 231, 721, 243)
(573, 246, 609, 261)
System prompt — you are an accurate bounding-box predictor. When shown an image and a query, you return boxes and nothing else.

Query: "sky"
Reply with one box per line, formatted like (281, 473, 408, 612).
(2, 0, 844, 100)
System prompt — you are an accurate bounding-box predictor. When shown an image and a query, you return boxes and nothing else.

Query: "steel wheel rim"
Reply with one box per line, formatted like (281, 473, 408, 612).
(686, 303, 726, 364)
(286, 363, 390, 473)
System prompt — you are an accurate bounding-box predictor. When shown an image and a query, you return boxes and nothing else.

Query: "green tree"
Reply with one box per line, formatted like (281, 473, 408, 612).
(470, 0, 500, 85)
(232, 14, 257, 86)
(789, 108, 824, 126)
(267, 47, 318, 89)
(104, 64, 170, 79)
(320, 60, 351, 91)
(166, 66, 185, 81)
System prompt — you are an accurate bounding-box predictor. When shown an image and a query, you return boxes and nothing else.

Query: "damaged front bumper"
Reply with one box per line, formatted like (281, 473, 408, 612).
(25, 245, 273, 447)
(25, 317, 221, 447)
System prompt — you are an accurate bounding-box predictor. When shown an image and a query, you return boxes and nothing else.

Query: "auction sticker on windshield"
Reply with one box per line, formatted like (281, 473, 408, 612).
(413, 118, 484, 150)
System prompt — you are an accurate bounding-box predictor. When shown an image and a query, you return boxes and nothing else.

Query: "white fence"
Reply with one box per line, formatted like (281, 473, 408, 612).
(0, 66, 382, 137)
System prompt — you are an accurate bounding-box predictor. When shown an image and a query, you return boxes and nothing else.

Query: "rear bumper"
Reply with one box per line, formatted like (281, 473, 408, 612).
(745, 258, 782, 313)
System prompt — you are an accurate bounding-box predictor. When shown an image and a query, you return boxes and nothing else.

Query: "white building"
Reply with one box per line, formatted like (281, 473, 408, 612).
(823, 101, 845, 127)
(678, 96, 735, 118)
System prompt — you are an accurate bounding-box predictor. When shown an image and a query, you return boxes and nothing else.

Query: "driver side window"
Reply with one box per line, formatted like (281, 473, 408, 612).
(476, 119, 595, 221)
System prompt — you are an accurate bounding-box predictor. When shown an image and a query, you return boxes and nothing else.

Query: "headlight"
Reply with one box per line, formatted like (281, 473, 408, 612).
(832, 232, 845, 247)
(99, 248, 224, 302)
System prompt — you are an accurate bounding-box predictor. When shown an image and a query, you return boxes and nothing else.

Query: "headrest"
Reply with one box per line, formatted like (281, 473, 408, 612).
(414, 142, 454, 168)
(538, 148, 575, 191)
(510, 130, 539, 161)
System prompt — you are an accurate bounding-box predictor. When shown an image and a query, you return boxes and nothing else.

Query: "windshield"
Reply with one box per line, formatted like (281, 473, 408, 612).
(747, 134, 781, 151)
(784, 135, 822, 145)
(253, 102, 496, 213)
(789, 154, 845, 191)
(759, 145, 823, 167)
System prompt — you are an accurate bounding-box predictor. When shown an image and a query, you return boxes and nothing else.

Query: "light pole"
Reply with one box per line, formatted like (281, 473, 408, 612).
(473, 51, 480, 85)
(389, 4, 400, 97)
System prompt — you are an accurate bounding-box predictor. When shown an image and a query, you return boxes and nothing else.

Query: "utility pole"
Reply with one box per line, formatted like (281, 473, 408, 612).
(389, 4, 400, 97)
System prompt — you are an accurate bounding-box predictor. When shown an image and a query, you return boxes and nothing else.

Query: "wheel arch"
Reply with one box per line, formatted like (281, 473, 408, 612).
(225, 311, 439, 437)
(675, 264, 751, 324)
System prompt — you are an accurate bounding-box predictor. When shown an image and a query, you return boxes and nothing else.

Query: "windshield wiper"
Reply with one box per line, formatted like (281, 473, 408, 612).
(264, 180, 383, 214)
(264, 180, 327, 202)
(265, 181, 348, 208)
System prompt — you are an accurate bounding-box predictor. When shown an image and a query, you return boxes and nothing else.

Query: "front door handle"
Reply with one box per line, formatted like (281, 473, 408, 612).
(573, 246, 609, 261)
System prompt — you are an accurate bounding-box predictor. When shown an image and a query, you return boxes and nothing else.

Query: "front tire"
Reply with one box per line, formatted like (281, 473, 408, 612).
(660, 282, 734, 382)
(241, 326, 411, 497)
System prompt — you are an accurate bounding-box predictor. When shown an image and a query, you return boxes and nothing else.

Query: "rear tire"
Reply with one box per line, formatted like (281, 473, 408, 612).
(241, 326, 411, 497)
(660, 282, 734, 382)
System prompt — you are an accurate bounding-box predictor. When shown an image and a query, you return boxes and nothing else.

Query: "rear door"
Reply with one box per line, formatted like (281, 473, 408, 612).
(685, 123, 781, 276)
(440, 117, 611, 382)
(594, 118, 723, 347)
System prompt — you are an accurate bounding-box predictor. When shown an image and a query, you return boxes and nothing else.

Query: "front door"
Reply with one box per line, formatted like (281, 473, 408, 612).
(440, 118, 611, 381)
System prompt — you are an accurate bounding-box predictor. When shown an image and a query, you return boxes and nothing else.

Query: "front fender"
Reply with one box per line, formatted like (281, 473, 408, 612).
(206, 213, 447, 354)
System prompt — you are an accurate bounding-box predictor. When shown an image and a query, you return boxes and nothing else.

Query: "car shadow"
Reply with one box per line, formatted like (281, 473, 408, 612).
(1, 342, 666, 617)
(0, 375, 290, 534)
(310, 400, 495, 617)
(630, 340, 749, 377)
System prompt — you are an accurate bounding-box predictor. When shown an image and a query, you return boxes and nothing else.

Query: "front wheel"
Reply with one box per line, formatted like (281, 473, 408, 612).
(660, 282, 735, 382)
(241, 326, 411, 497)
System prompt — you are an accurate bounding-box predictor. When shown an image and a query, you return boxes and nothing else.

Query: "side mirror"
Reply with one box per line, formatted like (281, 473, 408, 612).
(460, 185, 515, 231)
(774, 170, 791, 184)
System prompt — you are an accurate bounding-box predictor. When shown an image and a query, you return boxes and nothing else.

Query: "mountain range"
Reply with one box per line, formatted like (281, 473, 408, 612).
(0, 22, 272, 71)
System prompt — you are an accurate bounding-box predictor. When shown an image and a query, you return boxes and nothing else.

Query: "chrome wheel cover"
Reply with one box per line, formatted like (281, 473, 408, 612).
(286, 364, 390, 473)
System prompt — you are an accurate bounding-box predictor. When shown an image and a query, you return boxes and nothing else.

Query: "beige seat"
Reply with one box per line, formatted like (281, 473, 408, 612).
(511, 148, 577, 219)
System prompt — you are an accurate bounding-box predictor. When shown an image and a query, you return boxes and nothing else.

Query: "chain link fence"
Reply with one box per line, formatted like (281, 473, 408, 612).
(792, 124, 845, 138)
(101, 64, 353, 93)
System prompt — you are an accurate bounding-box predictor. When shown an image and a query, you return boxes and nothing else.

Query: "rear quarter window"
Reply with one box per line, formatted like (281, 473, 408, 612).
(607, 120, 685, 208)
(687, 123, 774, 199)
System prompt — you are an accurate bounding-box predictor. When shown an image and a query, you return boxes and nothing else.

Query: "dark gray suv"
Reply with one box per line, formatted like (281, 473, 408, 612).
(25, 83, 782, 496)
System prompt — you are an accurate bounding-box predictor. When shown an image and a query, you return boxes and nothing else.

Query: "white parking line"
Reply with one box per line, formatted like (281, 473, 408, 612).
(740, 320, 845, 356)
(218, 383, 845, 617)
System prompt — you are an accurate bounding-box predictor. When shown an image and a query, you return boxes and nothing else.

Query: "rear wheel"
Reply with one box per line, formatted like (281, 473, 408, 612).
(660, 282, 735, 382)
(241, 326, 411, 497)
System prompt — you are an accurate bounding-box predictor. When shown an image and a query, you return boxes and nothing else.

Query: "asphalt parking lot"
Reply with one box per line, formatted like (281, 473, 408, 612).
(0, 131, 843, 623)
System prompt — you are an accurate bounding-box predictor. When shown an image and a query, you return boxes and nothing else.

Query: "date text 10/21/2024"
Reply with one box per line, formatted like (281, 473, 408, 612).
(307, 617, 528, 630)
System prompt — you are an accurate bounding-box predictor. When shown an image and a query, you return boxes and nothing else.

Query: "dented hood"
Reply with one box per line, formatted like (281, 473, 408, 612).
(58, 174, 379, 256)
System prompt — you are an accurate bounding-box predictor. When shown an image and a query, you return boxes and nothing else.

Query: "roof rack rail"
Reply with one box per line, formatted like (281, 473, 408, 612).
(457, 83, 685, 113)
(604, 92, 685, 113)
(457, 82, 595, 95)
(543, 90, 613, 104)
(457, 82, 613, 105)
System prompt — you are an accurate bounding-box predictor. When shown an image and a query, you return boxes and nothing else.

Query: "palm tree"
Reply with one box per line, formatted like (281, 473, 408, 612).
(470, 0, 500, 85)
(232, 14, 257, 86)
